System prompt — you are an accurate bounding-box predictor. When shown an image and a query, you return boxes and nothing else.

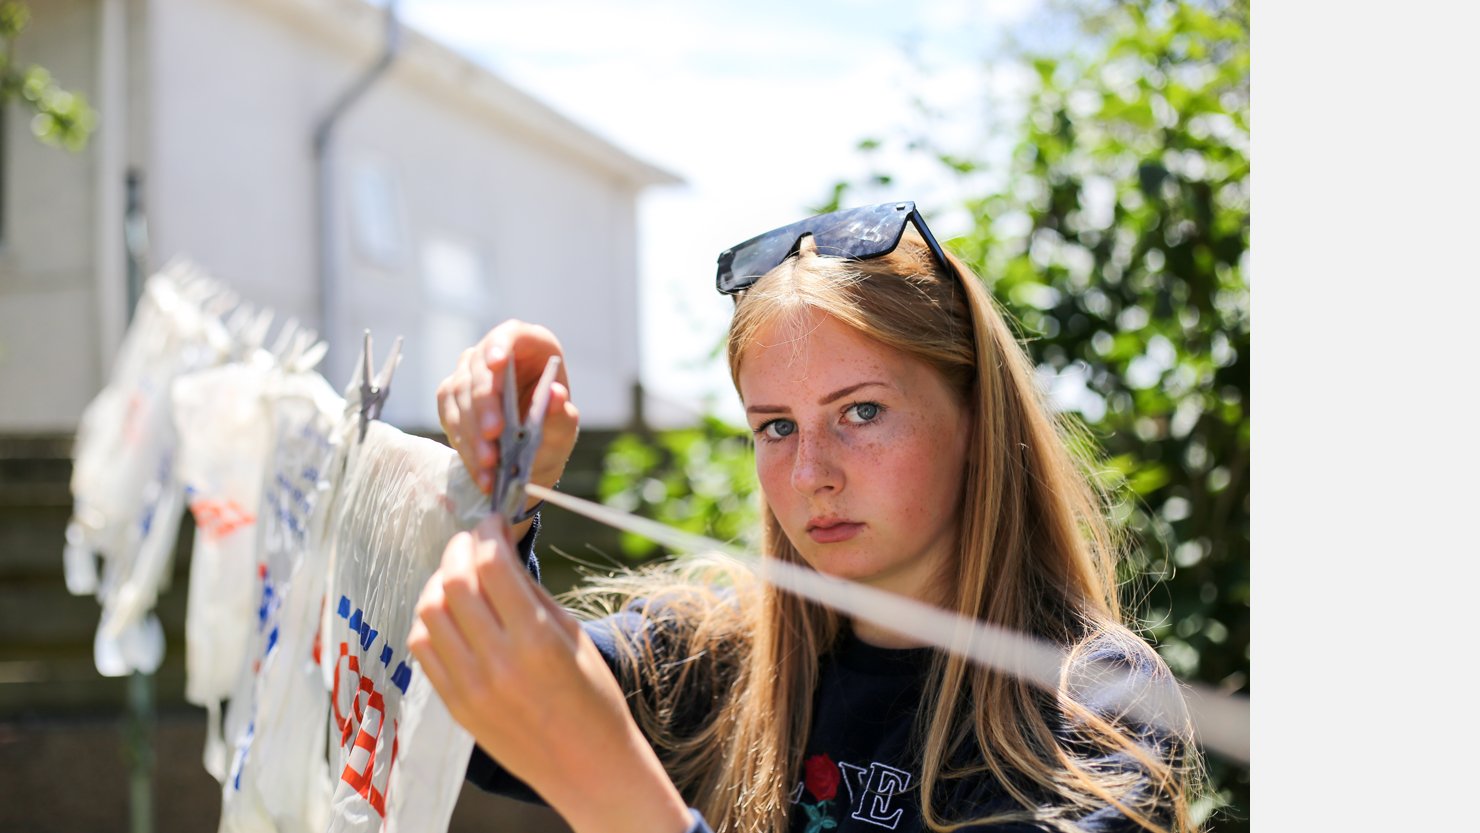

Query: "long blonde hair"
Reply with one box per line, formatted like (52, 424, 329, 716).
(569, 232, 1199, 832)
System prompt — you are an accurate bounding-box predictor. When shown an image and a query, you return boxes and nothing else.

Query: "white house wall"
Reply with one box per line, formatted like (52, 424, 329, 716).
(0, 0, 105, 431)
(319, 64, 644, 430)
(146, 0, 646, 430)
(147, 0, 345, 330)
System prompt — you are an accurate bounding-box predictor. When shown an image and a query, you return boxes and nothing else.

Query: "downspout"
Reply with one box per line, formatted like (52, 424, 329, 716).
(94, 0, 127, 364)
(312, 0, 402, 385)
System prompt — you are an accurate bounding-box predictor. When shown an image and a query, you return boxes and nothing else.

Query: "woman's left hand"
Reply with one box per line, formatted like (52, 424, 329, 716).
(407, 515, 691, 833)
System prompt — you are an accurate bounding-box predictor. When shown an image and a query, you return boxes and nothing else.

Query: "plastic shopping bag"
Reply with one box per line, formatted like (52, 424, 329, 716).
(321, 419, 485, 833)
(69, 264, 232, 676)
(218, 368, 345, 833)
(173, 355, 275, 779)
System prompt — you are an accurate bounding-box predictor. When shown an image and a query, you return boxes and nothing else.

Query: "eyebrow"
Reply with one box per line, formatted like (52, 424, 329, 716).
(745, 381, 890, 415)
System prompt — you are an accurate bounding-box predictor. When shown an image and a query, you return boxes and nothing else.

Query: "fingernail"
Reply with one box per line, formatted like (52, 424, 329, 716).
(482, 412, 497, 433)
(486, 342, 506, 364)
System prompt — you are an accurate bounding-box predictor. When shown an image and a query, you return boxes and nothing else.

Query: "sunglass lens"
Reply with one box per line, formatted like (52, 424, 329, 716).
(807, 203, 910, 262)
(716, 202, 914, 294)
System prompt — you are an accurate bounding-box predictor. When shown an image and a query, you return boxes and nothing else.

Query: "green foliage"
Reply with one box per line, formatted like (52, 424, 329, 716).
(0, 1, 96, 151)
(598, 416, 761, 559)
(968, 0, 1250, 692)
(977, 5, 1250, 824)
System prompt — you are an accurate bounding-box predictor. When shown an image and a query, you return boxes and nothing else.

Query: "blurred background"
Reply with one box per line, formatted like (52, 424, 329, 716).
(0, 0, 1247, 830)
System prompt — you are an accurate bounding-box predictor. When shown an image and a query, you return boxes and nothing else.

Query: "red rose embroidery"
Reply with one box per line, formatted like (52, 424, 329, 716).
(803, 753, 840, 802)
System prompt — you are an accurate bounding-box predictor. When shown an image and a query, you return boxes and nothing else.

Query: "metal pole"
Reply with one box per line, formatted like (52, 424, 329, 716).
(125, 168, 149, 320)
(123, 167, 154, 833)
(126, 670, 155, 833)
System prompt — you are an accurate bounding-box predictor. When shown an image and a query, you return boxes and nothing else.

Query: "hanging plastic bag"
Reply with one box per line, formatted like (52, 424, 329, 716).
(218, 365, 345, 833)
(321, 418, 485, 833)
(173, 353, 276, 779)
(69, 263, 232, 676)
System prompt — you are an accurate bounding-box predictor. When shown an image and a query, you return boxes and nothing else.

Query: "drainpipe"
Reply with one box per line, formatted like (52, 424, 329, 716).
(312, 0, 402, 386)
(94, 0, 127, 362)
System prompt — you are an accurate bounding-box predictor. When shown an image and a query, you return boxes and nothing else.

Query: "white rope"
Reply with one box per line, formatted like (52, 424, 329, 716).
(525, 483, 1250, 764)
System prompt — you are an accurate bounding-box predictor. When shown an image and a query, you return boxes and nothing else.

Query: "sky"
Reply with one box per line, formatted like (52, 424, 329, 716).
(396, 0, 1056, 424)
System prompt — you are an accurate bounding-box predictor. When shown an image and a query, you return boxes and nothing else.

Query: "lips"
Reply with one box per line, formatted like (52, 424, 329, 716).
(806, 518, 864, 544)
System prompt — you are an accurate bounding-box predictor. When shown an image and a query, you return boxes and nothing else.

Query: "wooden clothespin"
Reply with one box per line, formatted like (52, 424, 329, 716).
(358, 329, 403, 443)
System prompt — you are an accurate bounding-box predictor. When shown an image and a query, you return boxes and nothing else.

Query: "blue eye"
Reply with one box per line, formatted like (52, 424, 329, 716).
(757, 419, 796, 441)
(844, 402, 883, 424)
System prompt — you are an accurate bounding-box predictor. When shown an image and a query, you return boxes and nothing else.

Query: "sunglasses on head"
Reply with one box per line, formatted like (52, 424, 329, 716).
(715, 201, 956, 295)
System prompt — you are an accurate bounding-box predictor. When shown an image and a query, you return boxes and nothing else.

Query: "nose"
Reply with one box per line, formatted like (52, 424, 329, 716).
(791, 430, 842, 496)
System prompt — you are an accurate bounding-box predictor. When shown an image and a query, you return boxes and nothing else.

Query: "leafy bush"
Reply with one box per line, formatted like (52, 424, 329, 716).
(599, 416, 761, 558)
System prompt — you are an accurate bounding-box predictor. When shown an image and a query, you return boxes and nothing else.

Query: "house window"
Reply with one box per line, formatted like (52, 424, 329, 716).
(350, 158, 406, 268)
(418, 234, 489, 428)
(421, 235, 487, 308)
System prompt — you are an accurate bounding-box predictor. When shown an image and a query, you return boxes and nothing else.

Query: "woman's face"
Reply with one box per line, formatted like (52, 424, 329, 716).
(738, 309, 971, 607)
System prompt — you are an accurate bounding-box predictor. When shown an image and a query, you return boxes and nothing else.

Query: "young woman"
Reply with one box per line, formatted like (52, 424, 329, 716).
(408, 203, 1199, 833)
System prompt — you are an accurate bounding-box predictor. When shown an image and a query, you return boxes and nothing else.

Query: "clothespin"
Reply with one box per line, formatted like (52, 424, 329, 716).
(241, 307, 274, 358)
(268, 318, 299, 359)
(223, 301, 256, 338)
(290, 339, 329, 375)
(266, 317, 326, 373)
(492, 355, 562, 524)
(203, 288, 239, 319)
(358, 329, 403, 443)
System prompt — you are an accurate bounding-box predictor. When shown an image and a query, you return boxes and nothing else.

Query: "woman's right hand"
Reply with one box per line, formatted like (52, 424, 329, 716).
(409, 516, 692, 833)
(435, 320, 580, 525)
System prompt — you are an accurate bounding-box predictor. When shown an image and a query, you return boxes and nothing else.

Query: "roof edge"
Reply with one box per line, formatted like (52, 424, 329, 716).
(399, 26, 685, 189)
(254, 0, 685, 189)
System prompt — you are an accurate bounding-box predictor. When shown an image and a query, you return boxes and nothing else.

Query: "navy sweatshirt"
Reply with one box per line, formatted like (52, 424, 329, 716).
(474, 520, 1168, 833)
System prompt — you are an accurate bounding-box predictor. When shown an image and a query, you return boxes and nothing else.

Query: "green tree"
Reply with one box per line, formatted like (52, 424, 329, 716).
(600, 416, 761, 559)
(0, 1, 95, 150)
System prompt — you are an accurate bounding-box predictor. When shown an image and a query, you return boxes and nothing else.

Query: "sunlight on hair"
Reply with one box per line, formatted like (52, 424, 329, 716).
(525, 484, 1249, 764)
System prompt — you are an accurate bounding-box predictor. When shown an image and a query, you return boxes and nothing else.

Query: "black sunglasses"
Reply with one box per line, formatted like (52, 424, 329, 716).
(715, 201, 955, 295)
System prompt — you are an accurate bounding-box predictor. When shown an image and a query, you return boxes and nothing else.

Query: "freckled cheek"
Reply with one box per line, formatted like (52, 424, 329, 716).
(872, 458, 937, 519)
(753, 452, 796, 513)
(867, 428, 958, 522)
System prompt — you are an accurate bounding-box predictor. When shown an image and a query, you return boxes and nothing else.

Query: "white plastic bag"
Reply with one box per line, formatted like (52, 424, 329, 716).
(173, 355, 275, 779)
(69, 264, 232, 676)
(218, 367, 345, 833)
(321, 419, 486, 833)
